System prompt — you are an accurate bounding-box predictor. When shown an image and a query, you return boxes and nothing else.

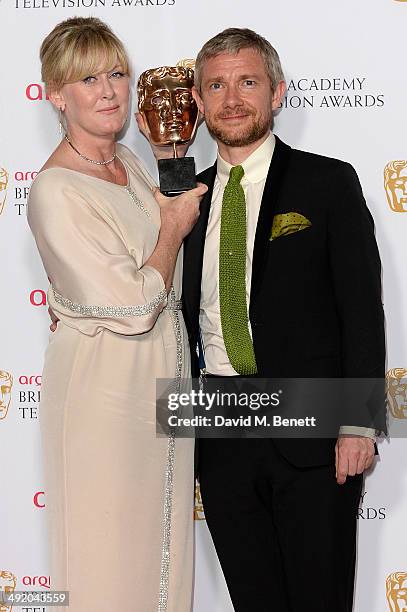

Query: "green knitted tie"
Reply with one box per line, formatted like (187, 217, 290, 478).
(219, 165, 258, 375)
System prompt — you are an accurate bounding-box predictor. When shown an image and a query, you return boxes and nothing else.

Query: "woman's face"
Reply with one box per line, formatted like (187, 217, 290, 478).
(59, 65, 130, 138)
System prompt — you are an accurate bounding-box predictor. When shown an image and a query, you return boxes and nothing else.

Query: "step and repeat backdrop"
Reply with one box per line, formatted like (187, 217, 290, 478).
(1, 0, 407, 610)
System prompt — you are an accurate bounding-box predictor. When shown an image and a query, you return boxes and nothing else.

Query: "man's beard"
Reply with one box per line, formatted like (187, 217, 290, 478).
(205, 107, 273, 147)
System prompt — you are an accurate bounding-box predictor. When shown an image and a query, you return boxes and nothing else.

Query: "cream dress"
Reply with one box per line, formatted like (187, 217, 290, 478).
(27, 144, 194, 612)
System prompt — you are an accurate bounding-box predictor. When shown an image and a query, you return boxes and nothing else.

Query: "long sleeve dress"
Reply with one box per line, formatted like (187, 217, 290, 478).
(27, 143, 194, 612)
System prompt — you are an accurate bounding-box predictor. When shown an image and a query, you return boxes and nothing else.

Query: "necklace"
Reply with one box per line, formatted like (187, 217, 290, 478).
(64, 134, 116, 165)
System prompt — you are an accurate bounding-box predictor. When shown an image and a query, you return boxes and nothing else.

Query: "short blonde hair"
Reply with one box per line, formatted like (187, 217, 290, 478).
(40, 17, 130, 92)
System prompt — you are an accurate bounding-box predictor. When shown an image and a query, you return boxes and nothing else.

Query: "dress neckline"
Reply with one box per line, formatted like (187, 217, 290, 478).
(36, 150, 130, 188)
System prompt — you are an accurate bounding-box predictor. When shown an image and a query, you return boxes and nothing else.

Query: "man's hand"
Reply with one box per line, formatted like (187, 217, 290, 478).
(335, 435, 375, 485)
(48, 307, 59, 332)
(135, 112, 190, 160)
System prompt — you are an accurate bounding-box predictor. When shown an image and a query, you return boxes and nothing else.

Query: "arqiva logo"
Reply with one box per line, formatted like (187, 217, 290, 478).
(25, 84, 48, 101)
(21, 575, 50, 589)
(33, 491, 45, 508)
(30, 290, 47, 307)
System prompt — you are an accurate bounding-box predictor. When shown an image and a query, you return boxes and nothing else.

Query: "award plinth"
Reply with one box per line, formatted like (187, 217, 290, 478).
(158, 143, 196, 196)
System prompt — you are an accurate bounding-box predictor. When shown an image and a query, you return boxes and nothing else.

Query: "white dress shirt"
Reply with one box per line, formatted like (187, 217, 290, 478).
(200, 133, 275, 376)
(198, 131, 375, 438)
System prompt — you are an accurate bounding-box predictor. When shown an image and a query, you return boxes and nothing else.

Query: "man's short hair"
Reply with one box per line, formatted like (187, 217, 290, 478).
(194, 27, 285, 93)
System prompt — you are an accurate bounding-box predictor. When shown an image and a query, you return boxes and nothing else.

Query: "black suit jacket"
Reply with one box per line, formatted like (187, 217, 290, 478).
(182, 136, 386, 467)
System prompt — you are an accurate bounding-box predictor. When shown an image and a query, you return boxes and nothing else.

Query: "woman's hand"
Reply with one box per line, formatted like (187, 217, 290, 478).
(135, 112, 190, 160)
(154, 183, 208, 243)
(145, 183, 208, 292)
(48, 306, 59, 332)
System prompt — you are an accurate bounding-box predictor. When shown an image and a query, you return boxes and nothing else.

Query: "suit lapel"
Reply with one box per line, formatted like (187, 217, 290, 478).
(249, 136, 292, 315)
(183, 136, 292, 331)
(182, 162, 217, 333)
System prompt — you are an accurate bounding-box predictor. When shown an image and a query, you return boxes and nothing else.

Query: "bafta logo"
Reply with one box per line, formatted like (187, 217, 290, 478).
(0, 571, 17, 612)
(384, 161, 407, 212)
(0, 168, 8, 216)
(386, 369, 407, 419)
(194, 481, 205, 521)
(386, 572, 407, 611)
(0, 371, 13, 421)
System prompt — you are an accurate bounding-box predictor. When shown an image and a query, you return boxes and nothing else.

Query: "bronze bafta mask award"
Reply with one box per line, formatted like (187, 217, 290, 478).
(137, 65, 198, 196)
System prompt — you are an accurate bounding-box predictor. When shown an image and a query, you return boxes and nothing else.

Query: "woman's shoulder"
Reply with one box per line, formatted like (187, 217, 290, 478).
(29, 167, 65, 198)
(27, 168, 95, 227)
(29, 167, 83, 201)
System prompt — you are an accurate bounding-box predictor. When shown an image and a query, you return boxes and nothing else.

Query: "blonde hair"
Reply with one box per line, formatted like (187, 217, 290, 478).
(40, 17, 130, 92)
(194, 27, 285, 93)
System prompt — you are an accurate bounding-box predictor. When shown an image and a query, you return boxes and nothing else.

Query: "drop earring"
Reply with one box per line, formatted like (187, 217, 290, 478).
(58, 108, 64, 136)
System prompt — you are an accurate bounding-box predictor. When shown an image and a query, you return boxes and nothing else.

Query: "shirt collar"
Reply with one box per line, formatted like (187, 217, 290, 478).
(216, 132, 275, 186)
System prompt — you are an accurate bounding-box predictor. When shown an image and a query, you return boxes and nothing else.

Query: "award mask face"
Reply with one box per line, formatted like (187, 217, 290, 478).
(138, 66, 198, 146)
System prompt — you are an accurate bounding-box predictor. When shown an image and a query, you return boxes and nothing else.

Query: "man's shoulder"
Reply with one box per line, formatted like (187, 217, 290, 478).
(196, 140, 357, 184)
(289, 146, 355, 177)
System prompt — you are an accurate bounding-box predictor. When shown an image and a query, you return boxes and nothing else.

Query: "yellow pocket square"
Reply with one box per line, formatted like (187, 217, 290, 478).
(270, 213, 312, 240)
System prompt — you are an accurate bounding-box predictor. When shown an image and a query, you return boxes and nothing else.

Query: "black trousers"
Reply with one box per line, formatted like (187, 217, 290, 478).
(198, 437, 363, 612)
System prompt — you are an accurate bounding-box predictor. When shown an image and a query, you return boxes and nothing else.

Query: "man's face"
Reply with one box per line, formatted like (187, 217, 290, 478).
(141, 74, 198, 145)
(0, 373, 12, 420)
(387, 166, 407, 212)
(193, 48, 284, 148)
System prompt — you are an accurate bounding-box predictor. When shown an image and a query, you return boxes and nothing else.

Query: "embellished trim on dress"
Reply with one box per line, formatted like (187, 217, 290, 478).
(124, 186, 151, 217)
(157, 287, 182, 612)
(52, 286, 167, 317)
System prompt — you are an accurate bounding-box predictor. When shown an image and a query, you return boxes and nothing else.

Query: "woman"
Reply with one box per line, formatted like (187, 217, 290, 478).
(27, 16, 206, 612)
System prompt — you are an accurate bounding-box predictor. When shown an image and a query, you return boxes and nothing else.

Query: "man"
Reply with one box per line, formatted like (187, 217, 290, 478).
(182, 28, 386, 611)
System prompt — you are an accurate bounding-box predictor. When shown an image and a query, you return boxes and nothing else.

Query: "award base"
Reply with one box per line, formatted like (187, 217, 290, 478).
(158, 157, 196, 197)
